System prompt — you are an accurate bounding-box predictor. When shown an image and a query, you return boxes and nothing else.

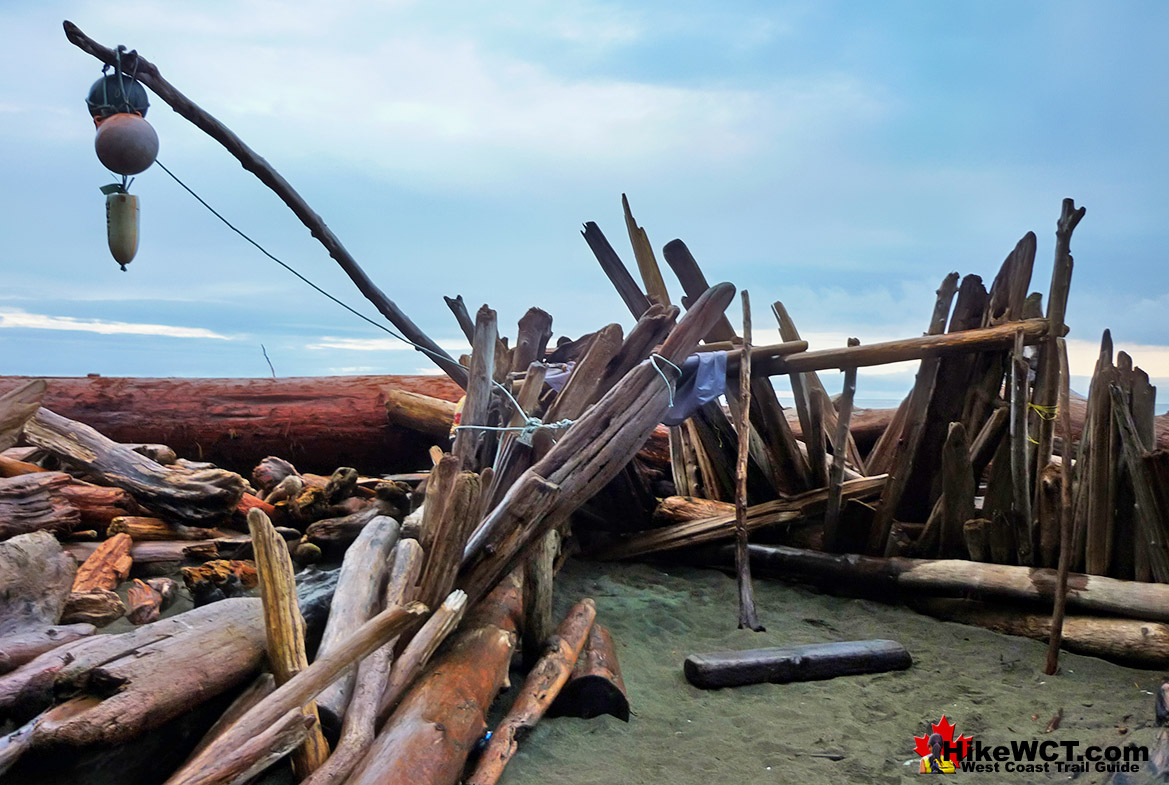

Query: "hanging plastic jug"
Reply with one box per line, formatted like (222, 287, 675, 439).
(104, 186, 139, 271)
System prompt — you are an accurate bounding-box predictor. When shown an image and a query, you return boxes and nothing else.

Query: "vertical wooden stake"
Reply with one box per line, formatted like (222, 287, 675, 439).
(246, 508, 330, 779)
(1045, 339, 1073, 674)
(822, 342, 859, 552)
(736, 291, 763, 631)
(1010, 328, 1034, 564)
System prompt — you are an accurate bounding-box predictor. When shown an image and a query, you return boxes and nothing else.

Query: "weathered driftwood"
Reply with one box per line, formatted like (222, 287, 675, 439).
(349, 576, 519, 785)
(1111, 383, 1169, 581)
(734, 291, 763, 631)
(460, 283, 739, 605)
(822, 342, 859, 552)
(0, 532, 91, 675)
(302, 541, 424, 785)
(0, 380, 45, 453)
(595, 476, 886, 561)
(385, 389, 458, 441)
(125, 579, 162, 625)
(24, 408, 245, 523)
(377, 589, 468, 724)
(1044, 338, 1075, 675)
(737, 543, 1169, 623)
(107, 515, 222, 541)
(868, 273, 959, 553)
(58, 481, 137, 533)
(0, 471, 80, 542)
(12, 597, 266, 749)
(60, 589, 125, 627)
(247, 508, 330, 778)
(184, 673, 276, 766)
(1080, 331, 1117, 576)
(302, 504, 384, 551)
(71, 532, 132, 592)
(582, 221, 653, 318)
(467, 598, 597, 785)
(314, 515, 400, 731)
(1009, 329, 1034, 564)
(684, 640, 912, 688)
(548, 623, 630, 721)
(164, 600, 427, 785)
(417, 460, 480, 610)
(451, 306, 499, 471)
(916, 598, 1169, 668)
(522, 529, 560, 668)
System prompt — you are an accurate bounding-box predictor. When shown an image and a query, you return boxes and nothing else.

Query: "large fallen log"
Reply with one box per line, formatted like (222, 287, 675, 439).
(24, 408, 245, 523)
(346, 574, 522, 785)
(0, 380, 44, 451)
(729, 543, 1169, 623)
(0, 374, 463, 474)
(915, 597, 1169, 668)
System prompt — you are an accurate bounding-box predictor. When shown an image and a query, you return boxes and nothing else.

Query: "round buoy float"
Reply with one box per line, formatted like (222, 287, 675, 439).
(95, 112, 159, 175)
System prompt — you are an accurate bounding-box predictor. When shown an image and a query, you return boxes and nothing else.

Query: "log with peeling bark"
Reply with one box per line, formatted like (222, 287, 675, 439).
(58, 481, 137, 533)
(247, 508, 330, 778)
(349, 575, 519, 785)
(0, 374, 464, 475)
(0, 472, 79, 541)
(0, 532, 93, 675)
(549, 623, 629, 721)
(467, 598, 597, 785)
(164, 601, 427, 785)
(24, 408, 245, 523)
(314, 515, 400, 731)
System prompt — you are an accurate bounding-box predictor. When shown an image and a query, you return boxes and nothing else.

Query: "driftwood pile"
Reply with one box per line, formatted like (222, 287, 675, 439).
(1, 18, 1167, 785)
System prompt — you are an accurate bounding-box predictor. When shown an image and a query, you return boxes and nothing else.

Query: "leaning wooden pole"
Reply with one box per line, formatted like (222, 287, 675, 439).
(1044, 339, 1073, 675)
(822, 341, 859, 552)
(62, 21, 467, 388)
(246, 508, 330, 779)
(735, 291, 763, 631)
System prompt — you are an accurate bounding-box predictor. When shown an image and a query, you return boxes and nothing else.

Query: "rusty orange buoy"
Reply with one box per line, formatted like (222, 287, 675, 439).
(95, 113, 159, 175)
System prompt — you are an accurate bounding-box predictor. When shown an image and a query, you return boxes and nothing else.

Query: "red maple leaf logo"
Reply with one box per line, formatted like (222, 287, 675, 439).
(914, 715, 973, 769)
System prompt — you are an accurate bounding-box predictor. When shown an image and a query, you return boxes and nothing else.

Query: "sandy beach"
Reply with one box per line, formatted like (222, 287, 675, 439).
(495, 558, 1163, 785)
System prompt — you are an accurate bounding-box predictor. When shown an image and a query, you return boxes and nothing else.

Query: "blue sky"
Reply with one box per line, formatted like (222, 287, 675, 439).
(2, 1, 1167, 406)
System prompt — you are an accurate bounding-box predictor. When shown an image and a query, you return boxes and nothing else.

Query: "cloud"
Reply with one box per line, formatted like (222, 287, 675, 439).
(0, 309, 232, 340)
(306, 336, 469, 353)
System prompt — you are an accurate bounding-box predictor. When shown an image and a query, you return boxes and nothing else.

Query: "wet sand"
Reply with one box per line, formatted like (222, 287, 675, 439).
(496, 559, 1163, 785)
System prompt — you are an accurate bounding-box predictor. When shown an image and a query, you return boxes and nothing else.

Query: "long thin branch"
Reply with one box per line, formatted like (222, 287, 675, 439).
(63, 21, 467, 388)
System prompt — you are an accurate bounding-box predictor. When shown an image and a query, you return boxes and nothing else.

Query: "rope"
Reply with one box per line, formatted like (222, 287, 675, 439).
(155, 159, 573, 439)
(650, 353, 682, 406)
(1028, 402, 1059, 421)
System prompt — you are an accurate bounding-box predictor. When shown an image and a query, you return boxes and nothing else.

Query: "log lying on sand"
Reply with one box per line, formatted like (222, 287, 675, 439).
(914, 598, 1169, 669)
(549, 623, 630, 722)
(467, 598, 597, 785)
(727, 544, 1169, 623)
(684, 640, 912, 689)
(0, 472, 79, 541)
(0, 532, 93, 675)
(24, 408, 245, 523)
(0, 375, 463, 474)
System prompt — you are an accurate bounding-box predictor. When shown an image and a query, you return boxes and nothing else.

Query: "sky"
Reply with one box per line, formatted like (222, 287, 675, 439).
(2, 1, 1168, 408)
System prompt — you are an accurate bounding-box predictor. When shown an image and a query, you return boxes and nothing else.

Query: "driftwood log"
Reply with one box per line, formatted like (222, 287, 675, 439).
(247, 508, 330, 778)
(684, 640, 912, 688)
(0, 473, 79, 541)
(347, 575, 520, 785)
(313, 515, 400, 731)
(467, 598, 597, 785)
(548, 623, 630, 721)
(0, 532, 93, 675)
(24, 408, 245, 523)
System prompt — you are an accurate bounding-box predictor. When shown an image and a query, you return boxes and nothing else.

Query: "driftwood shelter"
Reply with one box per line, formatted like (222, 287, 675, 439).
(2, 19, 1169, 785)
